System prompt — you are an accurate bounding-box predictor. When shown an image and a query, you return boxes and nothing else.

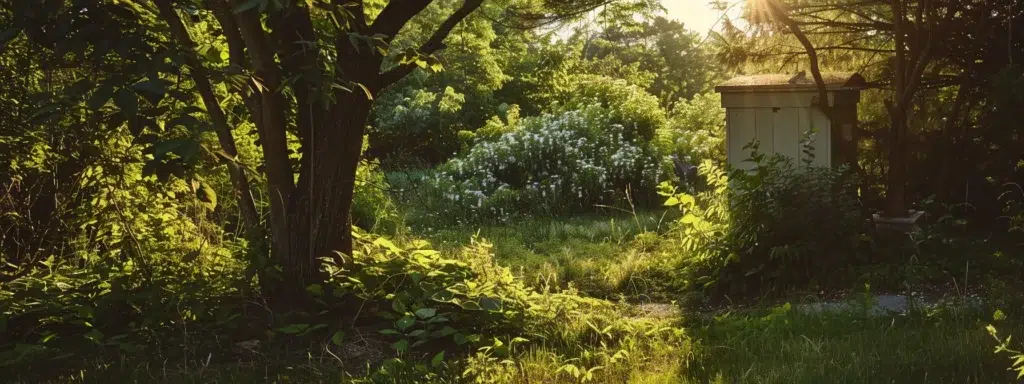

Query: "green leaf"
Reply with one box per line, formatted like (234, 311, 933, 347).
(994, 309, 1007, 321)
(479, 297, 502, 311)
(663, 196, 680, 206)
(379, 329, 401, 336)
(395, 315, 415, 331)
(113, 88, 138, 118)
(114, 88, 139, 134)
(277, 324, 309, 334)
(165, 115, 203, 131)
(414, 308, 436, 319)
(131, 79, 166, 104)
(87, 82, 115, 110)
(391, 300, 406, 313)
(431, 351, 445, 367)
(391, 339, 409, 352)
(29, 104, 60, 122)
(306, 283, 323, 296)
(331, 331, 345, 345)
(196, 182, 217, 210)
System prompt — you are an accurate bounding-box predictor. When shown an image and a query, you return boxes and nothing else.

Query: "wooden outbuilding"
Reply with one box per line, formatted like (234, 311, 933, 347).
(715, 72, 866, 170)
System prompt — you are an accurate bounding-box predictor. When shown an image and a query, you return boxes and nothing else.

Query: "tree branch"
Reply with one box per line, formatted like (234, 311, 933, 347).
(766, 0, 835, 121)
(379, 0, 485, 88)
(152, 0, 261, 233)
(369, 0, 433, 43)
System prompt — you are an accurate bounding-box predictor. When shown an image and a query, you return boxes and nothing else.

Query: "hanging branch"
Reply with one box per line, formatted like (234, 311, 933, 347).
(764, 0, 835, 122)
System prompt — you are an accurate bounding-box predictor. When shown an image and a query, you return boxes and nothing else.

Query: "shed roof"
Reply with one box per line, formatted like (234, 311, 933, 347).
(715, 72, 866, 93)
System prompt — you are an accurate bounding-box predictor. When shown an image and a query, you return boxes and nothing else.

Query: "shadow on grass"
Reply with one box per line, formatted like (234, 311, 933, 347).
(680, 299, 1023, 384)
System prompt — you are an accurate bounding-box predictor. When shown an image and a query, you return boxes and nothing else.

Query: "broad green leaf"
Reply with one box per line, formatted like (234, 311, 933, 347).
(414, 308, 436, 319)
(132, 79, 167, 105)
(479, 297, 502, 311)
(113, 88, 138, 118)
(391, 339, 408, 352)
(277, 324, 309, 334)
(331, 331, 345, 345)
(431, 351, 445, 367)
(392, 300, 406, 313)
(395, 315, 415, 331)
(196, 182, 217, 210)
(87, 83, 115, 110)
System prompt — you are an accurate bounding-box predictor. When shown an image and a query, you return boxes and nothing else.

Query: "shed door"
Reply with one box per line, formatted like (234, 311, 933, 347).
(727, 107, 830, 169)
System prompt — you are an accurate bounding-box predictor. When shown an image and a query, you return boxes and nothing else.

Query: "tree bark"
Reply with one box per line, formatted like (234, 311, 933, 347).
(204, 0, 487, 306)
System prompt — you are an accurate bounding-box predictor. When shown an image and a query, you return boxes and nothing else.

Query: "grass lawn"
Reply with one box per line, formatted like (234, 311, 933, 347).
(406, 212, 1024, 383)
(684, 300, 1023, 383)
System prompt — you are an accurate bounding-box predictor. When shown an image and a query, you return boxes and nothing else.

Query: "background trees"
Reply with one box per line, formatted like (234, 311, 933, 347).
(733, 0, 1023, 220)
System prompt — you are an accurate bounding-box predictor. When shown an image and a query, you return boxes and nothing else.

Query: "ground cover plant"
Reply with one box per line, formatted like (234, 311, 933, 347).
(3, 0, 1024, 382)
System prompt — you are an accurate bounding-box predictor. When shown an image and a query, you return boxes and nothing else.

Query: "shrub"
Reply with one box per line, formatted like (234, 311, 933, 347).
(323, 231, 687, 383)
(352, 158, 402, 234)
(421, 104, 662, 224)
(555, 74, 667, 142)
(656, 92, 726, 166)
(662, 142, 861, 297)
(369, 86, 467, 165)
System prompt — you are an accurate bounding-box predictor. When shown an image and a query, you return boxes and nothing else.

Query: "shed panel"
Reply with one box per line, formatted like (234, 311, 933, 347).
(727, 108, 757, 169)
(772, 107, 801, 162)
(801, 107, 832, 167)
(755, 108, 775, 155)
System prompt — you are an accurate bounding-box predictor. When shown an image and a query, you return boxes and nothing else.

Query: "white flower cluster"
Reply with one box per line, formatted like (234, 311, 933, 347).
(428, 104, 662, 222)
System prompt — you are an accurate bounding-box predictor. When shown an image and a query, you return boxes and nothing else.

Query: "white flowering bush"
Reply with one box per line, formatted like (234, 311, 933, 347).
(423, 104, 663, 224)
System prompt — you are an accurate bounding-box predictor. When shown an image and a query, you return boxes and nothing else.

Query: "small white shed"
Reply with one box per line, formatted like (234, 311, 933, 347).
(715, 72, 866, 170)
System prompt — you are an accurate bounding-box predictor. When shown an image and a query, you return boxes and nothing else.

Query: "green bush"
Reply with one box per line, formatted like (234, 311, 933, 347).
(556, 74, 667, 142)
(656, 92, 726, 166)
(421, 104, 663, 225)
(662, 143, 861, 297)
(352, 158, 403, 234)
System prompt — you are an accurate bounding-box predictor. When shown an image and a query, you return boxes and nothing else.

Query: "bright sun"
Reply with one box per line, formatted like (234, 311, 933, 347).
(662, 0, 742, 35)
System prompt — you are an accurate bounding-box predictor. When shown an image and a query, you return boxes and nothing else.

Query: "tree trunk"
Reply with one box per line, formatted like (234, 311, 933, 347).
(282, 95, 371, 293)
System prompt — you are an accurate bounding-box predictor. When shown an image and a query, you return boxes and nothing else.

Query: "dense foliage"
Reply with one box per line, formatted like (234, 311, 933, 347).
(3, 0, 1024, 381)
(662, 145, 861, 297)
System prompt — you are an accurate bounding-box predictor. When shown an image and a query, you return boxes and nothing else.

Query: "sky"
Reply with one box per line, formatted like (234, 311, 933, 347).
(662, 0, 743, 35)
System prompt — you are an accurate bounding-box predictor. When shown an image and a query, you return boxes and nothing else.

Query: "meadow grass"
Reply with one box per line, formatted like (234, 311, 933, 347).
(418, 210, 674, 298)
(22, 212, 1024, 384)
